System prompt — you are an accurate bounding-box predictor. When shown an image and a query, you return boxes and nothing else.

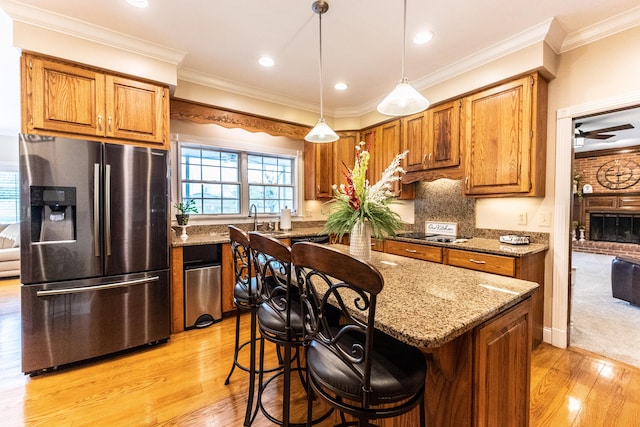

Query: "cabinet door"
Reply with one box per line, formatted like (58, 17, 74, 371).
(402, 111, 427, 172)
(25, 55, 105, 136)
(427, 100, 460, 169)
(463, 75, 534, 196)
(378, 121, 402, 195)
(304, 140, 334, 200)
(105, 75, 167, 144)
(334, 131, 357, 188)
(474, 299, 532, 427)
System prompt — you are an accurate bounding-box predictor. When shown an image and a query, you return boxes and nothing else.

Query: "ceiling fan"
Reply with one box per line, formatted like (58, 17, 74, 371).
(574, 122, 634, 140)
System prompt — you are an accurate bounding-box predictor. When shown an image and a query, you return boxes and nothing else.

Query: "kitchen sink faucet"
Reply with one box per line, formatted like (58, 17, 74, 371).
(249, 204, 258, 231)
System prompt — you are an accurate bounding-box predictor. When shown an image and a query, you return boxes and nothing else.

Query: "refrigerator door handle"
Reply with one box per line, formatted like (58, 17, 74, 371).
(36, 276, 160, 297)
(94, 163, 100, 256)
(105, 164, 111, 256)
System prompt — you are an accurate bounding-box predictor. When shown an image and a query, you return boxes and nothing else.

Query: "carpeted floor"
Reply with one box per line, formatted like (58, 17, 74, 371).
(570, 251, 640, 368)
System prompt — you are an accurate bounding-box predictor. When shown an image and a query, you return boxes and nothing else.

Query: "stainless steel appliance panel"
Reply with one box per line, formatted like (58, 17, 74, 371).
(184, 264, 222, 328)
(103, 144, 168, 276)
(19, 135, 102, 284)
(21, 270, 170, 374)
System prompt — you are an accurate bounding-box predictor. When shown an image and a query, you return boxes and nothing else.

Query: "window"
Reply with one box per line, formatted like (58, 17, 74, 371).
(178, 144, 296, 216)
(248, 155, 294, 214)
(0, 163, 19, 223)
(180, 146, 240, 215)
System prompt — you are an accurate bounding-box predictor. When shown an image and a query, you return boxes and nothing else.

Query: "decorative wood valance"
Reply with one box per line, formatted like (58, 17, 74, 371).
(170, 98, 311, 140)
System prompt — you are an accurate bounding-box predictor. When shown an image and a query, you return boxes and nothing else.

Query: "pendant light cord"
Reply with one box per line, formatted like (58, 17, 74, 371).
(401, 0, 407, 79)
(318, 10, 325, 118)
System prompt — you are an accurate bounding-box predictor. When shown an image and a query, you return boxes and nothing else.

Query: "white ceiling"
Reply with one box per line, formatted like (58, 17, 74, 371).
(1, 0, 640, 150)
(574, 107, 640, 154)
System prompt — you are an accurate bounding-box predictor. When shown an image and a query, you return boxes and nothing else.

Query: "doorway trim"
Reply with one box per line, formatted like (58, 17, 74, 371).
(552, 89, 640, 348)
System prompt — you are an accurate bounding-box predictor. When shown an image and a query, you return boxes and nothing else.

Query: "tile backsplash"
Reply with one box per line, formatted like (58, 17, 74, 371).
(414, 179, 476, 238)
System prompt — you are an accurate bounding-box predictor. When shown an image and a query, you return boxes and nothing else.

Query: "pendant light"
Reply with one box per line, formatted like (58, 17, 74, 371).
(377, 0, 430, 116)
(305, 1, 339, 143)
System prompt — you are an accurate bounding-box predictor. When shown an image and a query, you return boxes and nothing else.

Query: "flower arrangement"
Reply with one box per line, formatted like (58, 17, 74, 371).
(322, 141, 408, 242)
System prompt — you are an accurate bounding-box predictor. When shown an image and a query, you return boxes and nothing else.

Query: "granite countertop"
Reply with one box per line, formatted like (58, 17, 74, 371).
(173, 226, 548, 258)
(391, 236, 548, 257)
(329, 244, 539, 349)
(171, 226, 327, 247)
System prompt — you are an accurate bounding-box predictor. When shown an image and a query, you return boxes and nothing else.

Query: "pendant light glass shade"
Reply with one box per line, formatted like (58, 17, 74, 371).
(305, 117, 339, 143)
(377, 77, 430, 116)
(377, 0, 429, 116)
(305, 1, 338, 143)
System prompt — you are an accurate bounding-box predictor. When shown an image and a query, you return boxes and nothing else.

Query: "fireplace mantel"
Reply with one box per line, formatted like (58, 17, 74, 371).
(573, 193, 640, 252)
(574, 193, 640, 225)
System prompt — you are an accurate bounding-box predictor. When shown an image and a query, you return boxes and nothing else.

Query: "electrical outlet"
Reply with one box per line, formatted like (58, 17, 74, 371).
(538, 211, 552, 227)
(517, 212, 528, 225)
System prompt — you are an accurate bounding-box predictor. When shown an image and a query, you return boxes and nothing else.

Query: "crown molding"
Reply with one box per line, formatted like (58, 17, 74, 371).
(178, 67, 324, 115)
(411, 19, 557, 95)
(0, 0, 186, 65)
(561, 5, 640, 52)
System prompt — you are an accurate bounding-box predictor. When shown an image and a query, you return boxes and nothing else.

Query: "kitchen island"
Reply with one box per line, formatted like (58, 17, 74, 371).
(327, 245, 538, 427)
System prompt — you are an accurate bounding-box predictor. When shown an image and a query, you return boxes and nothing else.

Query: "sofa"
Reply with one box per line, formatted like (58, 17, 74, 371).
(0, 223, 20, 278)
(611, 256, 640, 307)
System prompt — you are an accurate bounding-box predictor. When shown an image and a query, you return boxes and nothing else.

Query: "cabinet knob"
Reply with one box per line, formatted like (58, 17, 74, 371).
(108, 116, 113, 132)
(98, 115, 103, 131)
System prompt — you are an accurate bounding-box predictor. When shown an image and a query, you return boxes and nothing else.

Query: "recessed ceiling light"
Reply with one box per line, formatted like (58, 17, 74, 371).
(258, 56, 275, 67)
(126, 0, 148, 8)
(413, 31, 433, 44)
(334, 82, 348, 91)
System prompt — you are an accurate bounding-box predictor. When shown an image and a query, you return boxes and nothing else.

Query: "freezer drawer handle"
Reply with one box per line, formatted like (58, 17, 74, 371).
(36, 276, 160, 297)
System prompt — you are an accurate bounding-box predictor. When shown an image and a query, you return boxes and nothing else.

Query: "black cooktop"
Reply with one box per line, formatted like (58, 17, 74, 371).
(397, 232, 456, 243)
(397, 232, 428, 239)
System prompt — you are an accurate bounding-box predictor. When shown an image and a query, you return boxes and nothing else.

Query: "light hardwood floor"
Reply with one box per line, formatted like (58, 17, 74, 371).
(2, 278, 639, 426)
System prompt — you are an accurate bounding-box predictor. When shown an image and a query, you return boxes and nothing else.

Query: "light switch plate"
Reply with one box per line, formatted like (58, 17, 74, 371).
(517, 212, 528, 225)
(538, 211, 552, 226)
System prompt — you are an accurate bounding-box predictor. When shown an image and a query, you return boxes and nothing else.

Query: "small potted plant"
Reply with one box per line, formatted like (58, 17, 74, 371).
(174, 200, 198, 225)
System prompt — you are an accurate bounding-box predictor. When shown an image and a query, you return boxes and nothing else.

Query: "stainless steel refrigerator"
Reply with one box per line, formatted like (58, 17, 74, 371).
(19, 134, 170, 375)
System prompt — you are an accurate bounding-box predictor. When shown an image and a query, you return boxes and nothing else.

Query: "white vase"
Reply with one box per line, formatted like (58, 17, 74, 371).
(350, 221, 372, 261)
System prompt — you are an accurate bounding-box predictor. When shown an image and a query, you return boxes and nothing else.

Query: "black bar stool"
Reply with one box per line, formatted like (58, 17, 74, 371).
(248, 232, 332, 427)
(292, 242, 428, 427)
(223, 225, 261, 426)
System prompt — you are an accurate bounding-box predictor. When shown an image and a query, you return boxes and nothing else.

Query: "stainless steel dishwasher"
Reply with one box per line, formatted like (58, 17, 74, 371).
(184, 244, 222, 329)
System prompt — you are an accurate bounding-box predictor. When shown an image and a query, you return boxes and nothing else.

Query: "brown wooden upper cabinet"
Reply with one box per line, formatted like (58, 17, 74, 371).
(462, 73, 547, 197)
(304, 140, 334, 199)
(361, 121, 414, 200)
(402, 99, 460, 172)
(333, 131, 357, 189)
(22, 53, 169, 148)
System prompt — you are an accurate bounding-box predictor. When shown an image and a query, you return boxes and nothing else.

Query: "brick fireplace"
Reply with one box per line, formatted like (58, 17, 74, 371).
(573, 149, 640, 257)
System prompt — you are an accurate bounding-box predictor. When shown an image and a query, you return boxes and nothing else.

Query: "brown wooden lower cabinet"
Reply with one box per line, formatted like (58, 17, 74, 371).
(474, 298, 532, 427)
(384, 239, 443, 262)
(220, 242, 235, 314)
(363, 297, 532, 427)
(443, 247, 545, 348)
